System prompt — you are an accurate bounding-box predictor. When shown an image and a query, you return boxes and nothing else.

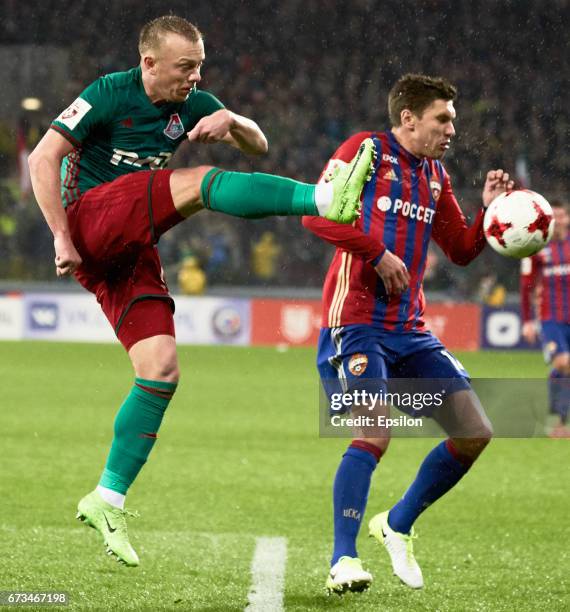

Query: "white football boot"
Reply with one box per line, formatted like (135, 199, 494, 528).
(326, 556, 373, 595)
(368, 511, 423, 588)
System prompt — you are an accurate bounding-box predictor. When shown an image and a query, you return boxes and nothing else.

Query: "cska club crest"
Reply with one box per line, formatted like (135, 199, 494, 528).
(430, 180, 442, 201)
(348, 353, 368, 376)
(163, 113, 185, 140)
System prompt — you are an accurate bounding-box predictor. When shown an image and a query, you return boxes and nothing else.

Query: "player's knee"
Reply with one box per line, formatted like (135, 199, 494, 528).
(170, 165, 214, 214)
(131, 342, 180, 383)
(470, 420, 494, 450)
(152, 357, 180, 384)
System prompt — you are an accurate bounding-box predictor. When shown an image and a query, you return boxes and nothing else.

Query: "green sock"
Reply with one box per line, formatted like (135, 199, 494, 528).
(99, 378, 177, 494)
(200, 168, 318, 217)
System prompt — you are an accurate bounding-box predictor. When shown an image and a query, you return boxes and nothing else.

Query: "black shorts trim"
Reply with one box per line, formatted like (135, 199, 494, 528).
(114, 293, 175, 335)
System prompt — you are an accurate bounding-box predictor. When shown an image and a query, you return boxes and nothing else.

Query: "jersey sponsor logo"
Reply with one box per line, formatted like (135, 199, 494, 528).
(110, 149, 172, 169)
(121, 117, 133, 128)
(430, 180, 442, 201)
(348, 353, 368, 376)
(163, 113, 185, 140)
(376, 196, 436, 224)
(56, 97, 92, 130)
(382, 153, 399, 165)
(383, 168, 398, 181)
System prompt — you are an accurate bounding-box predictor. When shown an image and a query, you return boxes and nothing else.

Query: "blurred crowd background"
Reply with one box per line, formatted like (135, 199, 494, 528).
(0, 0, 567, 300)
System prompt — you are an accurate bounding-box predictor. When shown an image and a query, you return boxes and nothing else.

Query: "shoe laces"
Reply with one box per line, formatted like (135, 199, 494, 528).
(403, 529, 418, 563)
(106, 507, 139, 535)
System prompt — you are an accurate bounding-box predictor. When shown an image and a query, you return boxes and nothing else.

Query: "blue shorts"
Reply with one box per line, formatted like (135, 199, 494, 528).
(541, 321, 570, 362)
(317, 324, 471, 417)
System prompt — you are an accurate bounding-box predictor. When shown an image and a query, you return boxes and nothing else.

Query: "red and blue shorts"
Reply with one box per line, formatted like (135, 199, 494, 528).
(66, 169, 184, 350)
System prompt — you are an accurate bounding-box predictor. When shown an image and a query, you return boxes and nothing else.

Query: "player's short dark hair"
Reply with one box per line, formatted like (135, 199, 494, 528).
(139, 15, 203, 54)
(550, 199, 567, 209)
(388, 74, 457, 127)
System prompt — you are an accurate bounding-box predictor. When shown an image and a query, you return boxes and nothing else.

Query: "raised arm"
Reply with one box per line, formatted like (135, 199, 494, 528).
(432, 168, 513, 266)
(188, 108, 268, 155)
(28, 129, 82, 276)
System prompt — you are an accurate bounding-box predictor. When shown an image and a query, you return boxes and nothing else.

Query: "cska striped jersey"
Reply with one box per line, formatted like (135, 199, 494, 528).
(520, 236, 570, 323)
(303, 131, 486, 331)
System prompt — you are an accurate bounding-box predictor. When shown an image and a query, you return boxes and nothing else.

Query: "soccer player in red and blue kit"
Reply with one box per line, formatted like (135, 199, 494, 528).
(303, 74, 514, 593)
(521, 199, 570, 438)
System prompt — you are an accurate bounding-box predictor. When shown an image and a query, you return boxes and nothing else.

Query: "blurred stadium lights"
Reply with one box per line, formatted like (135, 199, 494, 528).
(21, 97, 42, 111)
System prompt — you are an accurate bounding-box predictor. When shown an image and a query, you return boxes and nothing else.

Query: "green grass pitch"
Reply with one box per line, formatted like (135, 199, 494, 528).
(1, 342, 568, 611)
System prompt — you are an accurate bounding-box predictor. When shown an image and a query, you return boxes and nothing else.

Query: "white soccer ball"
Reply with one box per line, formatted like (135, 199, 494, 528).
(483, 189, 554, 258)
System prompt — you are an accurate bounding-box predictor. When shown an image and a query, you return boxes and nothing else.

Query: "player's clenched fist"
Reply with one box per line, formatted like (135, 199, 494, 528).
(374, 249, 410, 296)
(187, 109, 235, 143)
(482, 168, 515, 208)
(54, 234, 82, 277)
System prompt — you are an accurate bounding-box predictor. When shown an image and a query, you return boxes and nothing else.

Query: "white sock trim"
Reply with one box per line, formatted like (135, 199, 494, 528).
(96, 485, 126, 509)
(314, 183, 334, 216)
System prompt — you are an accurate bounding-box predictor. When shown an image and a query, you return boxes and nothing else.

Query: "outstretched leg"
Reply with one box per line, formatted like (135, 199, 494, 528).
(168, 138, 375, 223)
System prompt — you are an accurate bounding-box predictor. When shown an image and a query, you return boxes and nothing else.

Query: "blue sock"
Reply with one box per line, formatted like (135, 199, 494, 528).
(553, 376, 570, 425)
(548, 369, 563, 414)
(388, 440, 470, 535)
(332, 443, 380, 566)
(550, 370, 569, 424)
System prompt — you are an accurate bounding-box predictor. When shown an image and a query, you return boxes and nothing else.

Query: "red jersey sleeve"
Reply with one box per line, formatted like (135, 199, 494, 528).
(431, 170, 486, 266)
(303, 131, 386, 264)
(520, 255, 541, 322)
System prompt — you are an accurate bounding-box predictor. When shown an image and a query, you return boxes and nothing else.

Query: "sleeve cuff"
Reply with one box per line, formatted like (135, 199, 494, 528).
(50, 124, 81, 147)
(370, 247, 386, 267)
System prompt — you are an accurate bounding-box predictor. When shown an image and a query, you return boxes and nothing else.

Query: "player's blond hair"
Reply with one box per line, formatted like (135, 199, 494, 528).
(388, 74, 457, 127)
(139, 15, 203, 54)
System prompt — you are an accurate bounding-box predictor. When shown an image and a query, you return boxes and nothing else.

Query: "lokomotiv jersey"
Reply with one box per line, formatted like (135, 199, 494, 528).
(51, 66, 224, 206)
(520, 235, 570, 323)
(303, 131, 486, 331)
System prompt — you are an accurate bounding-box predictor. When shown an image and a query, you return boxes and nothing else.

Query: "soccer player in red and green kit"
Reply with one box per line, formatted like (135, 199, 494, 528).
(29, 15, 375, 567)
